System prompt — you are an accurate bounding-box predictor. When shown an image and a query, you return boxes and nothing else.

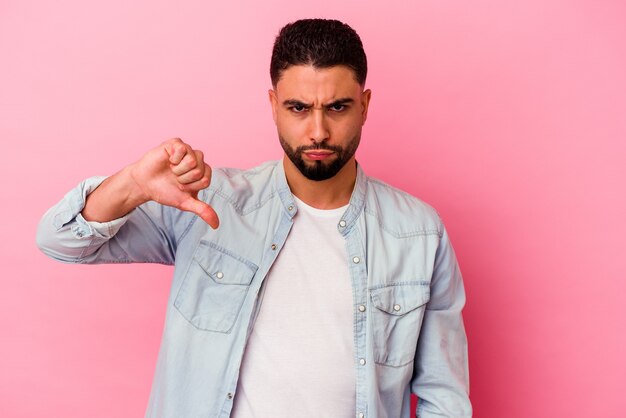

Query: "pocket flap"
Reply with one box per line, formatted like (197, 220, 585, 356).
(193, 241, 258, 285)
(370, 283, 430, 315)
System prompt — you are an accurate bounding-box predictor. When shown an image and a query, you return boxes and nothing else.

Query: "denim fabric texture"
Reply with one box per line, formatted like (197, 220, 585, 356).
(37, 160, 472, 418)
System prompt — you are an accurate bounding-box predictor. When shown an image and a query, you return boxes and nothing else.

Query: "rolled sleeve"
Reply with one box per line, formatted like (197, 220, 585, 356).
(50, 176, 132, 235)
(37, 176, 134, 262)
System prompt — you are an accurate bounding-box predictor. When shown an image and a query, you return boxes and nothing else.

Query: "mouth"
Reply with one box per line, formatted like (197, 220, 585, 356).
(303, 150, 335, 161)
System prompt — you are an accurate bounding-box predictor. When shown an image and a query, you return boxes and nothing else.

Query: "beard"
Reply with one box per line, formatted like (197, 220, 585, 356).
(279, 134, 361, 181)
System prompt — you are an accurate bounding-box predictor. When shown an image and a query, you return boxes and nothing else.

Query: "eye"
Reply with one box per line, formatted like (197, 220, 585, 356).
(329, 104, 346, 112)
(290, 104, 307, 113)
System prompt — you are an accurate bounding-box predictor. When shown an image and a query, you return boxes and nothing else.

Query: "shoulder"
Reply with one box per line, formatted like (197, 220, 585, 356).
(364, 175, 442, 238)
(200, 160, 281, 215)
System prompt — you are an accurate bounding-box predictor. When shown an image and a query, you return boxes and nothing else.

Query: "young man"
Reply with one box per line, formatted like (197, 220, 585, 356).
(37, 19, 471, 418)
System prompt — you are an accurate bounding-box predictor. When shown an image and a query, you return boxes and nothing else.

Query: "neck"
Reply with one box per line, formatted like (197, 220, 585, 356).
(283, 156, 357, 209)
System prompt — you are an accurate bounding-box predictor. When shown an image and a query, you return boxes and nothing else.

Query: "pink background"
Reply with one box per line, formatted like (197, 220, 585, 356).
(1, 0, 625, 416)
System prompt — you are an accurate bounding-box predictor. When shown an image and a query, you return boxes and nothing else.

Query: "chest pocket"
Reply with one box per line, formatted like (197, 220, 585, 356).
(174, 240, 258, 333)
(370, 282, 430, 367)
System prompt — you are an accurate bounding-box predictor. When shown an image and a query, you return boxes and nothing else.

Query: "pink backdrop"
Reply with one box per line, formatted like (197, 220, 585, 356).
(2, 1, 625, 417)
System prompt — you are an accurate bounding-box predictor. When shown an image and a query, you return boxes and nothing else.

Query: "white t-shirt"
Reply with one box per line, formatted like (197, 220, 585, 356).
(230, 196, 356, 418)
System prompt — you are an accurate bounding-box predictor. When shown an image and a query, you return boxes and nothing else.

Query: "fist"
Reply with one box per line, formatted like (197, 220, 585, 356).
(130, 138, 219, 228)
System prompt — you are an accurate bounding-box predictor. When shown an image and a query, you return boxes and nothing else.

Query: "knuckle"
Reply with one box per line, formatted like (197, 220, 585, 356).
(172, 144, 184, 155)
(186, 156, 198, 169)
(191, 168, 203, 180)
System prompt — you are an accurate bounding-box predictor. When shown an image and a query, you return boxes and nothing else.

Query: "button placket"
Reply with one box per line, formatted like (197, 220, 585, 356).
(344, 219, 367, 416)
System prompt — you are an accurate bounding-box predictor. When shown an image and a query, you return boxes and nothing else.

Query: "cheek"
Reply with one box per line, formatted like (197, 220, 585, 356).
(276, 116, 306, 137)
(329, 118, 362, 138)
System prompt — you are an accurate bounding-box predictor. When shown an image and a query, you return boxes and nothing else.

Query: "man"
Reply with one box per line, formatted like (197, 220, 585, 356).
(37, 19, 471, 418)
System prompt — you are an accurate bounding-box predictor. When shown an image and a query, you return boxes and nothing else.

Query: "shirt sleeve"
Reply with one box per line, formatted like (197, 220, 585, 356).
(411, 222, 472, 417)
(36, 176, 196, 265)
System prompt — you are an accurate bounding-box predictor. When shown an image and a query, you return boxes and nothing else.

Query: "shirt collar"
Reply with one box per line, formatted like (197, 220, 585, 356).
(273, 160, 367, 234)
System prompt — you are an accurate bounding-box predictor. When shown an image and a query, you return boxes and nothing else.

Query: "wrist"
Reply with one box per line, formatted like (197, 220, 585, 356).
(123, 163, 151, 208)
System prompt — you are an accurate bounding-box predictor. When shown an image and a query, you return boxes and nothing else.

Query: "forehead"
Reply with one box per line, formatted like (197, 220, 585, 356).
(274, 65, 362, 100)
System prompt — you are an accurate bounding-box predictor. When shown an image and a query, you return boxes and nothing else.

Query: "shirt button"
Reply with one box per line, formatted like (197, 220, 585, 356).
(339, 220, 347, 228)
(76, 231, 84, 237)
(271, 244, 277, 250)
(358, 305, 366, 312)
(359, 358, 366, 366)
(352, 256, 361, 264)
(393, 304, 401, 312)
(288, 205, 294, 211)
(216, 271, 224, 280)
(227, 392, 233, 399)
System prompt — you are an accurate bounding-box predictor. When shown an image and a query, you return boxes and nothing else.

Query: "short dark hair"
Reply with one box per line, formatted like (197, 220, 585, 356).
(270, 19, 367, 88)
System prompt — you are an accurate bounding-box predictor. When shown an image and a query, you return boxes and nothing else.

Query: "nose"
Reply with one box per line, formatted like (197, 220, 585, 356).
(308, 108, 329, 144)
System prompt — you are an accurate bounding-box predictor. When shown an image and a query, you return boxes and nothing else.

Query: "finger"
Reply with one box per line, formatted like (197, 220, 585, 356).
(176, 167, 205, 185)
(164, 139, 188, 165)
(170, 148, 198, 175)
(179, 197, 220, 229)
(177, 163, 211, 185)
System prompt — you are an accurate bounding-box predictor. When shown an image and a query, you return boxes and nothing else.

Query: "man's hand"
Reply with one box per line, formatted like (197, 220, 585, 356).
(82, 138, 219, 228)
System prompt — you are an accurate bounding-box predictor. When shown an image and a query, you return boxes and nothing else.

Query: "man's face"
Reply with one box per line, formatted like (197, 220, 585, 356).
(269, 65, 371, 181)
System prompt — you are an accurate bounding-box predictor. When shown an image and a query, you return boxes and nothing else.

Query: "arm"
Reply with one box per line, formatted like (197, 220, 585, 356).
(36, 138, 219, 264)
(411, 223, 472, 417)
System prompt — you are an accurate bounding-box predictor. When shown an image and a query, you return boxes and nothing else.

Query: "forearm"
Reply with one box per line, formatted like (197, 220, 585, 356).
(36, 176, 185, 265)
(81, 164, 148, 222)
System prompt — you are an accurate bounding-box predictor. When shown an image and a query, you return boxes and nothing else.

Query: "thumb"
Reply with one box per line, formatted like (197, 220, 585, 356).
(179, 196, 220, 229)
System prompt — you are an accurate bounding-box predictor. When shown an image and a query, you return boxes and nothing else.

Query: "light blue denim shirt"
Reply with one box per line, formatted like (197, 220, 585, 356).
(37, 160, 471, 418)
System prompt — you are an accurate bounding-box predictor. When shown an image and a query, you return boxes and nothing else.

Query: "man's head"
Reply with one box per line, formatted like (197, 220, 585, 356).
(269, 19, 371, 182)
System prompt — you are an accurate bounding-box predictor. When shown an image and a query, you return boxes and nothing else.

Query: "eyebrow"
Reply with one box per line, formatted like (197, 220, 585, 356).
(282, 98, 355, 108)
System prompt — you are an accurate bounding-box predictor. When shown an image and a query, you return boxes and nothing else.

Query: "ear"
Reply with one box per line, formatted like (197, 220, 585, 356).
(360, 89, 372, 125)
(268, 89, 278, 124)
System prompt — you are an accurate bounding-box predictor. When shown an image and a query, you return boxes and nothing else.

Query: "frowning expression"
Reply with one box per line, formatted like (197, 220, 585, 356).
(269, 65, 371, 181)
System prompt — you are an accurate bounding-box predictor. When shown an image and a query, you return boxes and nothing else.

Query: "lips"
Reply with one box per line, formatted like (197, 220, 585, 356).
(303, 151, 334, 161)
